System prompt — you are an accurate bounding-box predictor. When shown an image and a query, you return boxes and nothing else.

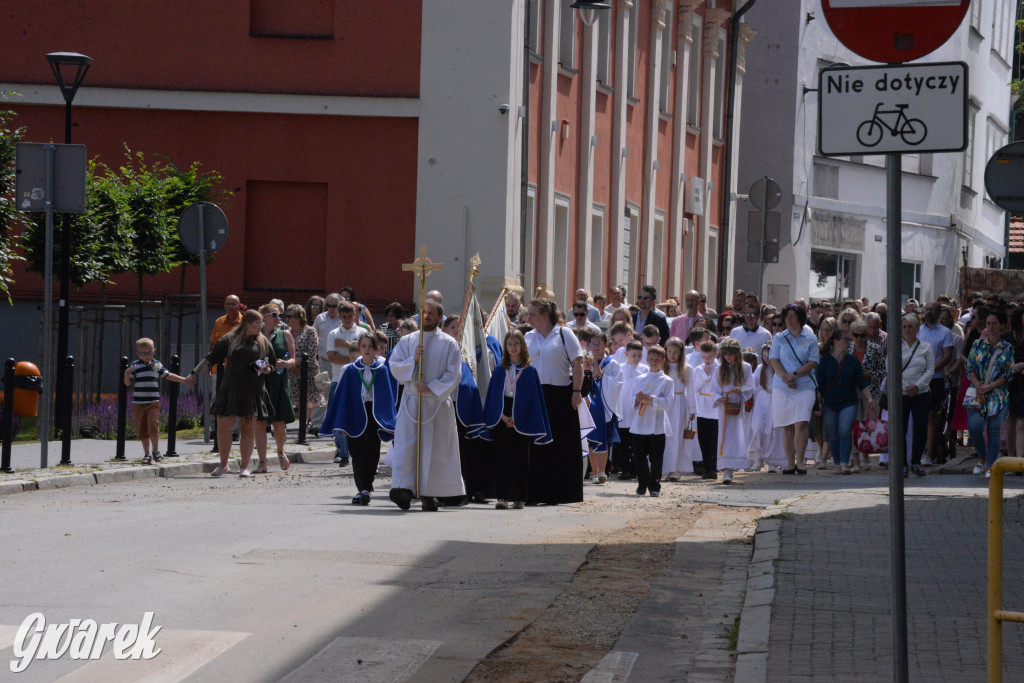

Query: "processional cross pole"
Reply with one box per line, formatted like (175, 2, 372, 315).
(402, 246, 443, 498)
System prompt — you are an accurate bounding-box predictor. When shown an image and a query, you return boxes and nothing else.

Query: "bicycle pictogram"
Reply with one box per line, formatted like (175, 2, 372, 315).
(855, 103, 927, 147)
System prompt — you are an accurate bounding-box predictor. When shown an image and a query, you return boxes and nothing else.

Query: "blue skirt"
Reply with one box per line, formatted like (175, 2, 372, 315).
(587, 415, 620, 452)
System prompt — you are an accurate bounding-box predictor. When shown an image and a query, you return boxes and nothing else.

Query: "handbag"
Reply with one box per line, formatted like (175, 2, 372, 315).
(853, 403, 888, 453)
(313, 371, 331, 392)
(724, 388, 743, 416)
(683, 415, 696, 440)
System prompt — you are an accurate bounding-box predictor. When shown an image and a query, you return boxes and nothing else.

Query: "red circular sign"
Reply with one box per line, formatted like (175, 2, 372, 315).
(821, 1, 972, 64)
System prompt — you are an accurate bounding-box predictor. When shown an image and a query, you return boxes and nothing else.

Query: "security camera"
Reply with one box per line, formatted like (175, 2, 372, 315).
(498, 104, 510, 115)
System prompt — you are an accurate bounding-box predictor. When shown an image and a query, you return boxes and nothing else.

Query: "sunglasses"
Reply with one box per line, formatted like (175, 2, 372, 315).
(269, 312, 280, 319)
(327, 304, 338, 309)
(638, 295, 653, 301)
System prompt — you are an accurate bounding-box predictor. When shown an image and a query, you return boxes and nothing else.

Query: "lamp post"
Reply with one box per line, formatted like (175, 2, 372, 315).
(45, 52, 91, 446)
(520, 2, 608, 290)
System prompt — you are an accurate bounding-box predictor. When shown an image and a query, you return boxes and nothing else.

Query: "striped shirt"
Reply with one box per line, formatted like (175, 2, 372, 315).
(129, 359, 169, 404)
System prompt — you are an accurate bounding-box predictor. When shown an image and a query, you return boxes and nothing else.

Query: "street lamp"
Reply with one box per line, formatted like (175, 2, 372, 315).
(571, 1, 611, 27)
(45, 52, 91, 459)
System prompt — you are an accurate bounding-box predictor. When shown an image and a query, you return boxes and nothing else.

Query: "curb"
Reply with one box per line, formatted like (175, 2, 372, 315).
(0, 447, 341, 497)
(734, 498, 797, 683)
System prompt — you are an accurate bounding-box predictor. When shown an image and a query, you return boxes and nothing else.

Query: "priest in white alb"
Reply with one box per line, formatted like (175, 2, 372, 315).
(387, 298, 465, 511)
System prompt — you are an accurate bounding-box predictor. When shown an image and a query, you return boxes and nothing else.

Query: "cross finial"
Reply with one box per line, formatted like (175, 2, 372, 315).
(402, 245, 444, 313)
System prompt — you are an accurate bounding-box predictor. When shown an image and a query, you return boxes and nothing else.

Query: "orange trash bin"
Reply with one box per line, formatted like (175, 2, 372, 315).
(13, 361, 42, 417)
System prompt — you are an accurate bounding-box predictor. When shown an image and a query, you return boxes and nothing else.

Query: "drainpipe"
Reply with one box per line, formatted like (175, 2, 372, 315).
(716, 0, 757, 311)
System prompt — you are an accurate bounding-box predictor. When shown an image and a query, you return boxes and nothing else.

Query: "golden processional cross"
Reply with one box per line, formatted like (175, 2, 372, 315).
(401, 246, 443, 498)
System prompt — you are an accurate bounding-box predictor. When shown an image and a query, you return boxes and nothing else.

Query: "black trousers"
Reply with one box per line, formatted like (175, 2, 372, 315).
(697, 417, 719, 475)
(493, 406, 530, 502)
(902, 391, 931, 466)
(631, 433, 666, 492)
(615, 428, 635, 475)
(349, 402, 381, 493)
(458, 421, 495, 500)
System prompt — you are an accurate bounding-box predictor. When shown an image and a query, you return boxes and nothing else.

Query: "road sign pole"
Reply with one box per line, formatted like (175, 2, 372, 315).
(759, 176, 769, 301)
(40, 145, 55, 468)
(886, 152, 909, 683)
(199, 207, 210, 445)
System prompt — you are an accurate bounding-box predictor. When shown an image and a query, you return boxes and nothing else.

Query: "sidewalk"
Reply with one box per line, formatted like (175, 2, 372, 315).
(744, 485, 1024, 681)
(0, 425, 340, 494)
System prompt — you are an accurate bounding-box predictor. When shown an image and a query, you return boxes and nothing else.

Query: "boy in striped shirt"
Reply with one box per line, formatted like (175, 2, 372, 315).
(123, 338, 194, 464)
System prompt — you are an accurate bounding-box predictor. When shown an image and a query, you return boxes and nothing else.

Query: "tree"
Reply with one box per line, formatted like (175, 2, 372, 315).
(0, 109, 27, 303)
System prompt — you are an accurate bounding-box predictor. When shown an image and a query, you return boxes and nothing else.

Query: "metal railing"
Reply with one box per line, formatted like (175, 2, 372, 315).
(988, 456, 1024, 682)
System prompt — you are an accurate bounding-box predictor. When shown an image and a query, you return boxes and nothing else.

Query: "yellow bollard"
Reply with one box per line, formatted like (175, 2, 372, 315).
(988, 457, 1024, 683)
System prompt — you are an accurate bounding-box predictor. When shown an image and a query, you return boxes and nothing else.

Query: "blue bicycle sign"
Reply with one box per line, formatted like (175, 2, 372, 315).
(856, 103, 927, 147)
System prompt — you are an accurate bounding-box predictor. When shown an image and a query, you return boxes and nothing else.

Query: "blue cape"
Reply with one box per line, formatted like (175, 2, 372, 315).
(481, 364, 553, 445)
(483, 335, 503, 368)
(455, 360, 487, 438)
(318, 359, 397, 441)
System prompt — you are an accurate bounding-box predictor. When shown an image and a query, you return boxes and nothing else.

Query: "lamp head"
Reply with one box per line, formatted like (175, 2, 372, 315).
(46, 52, 92, 103)
(570, 0, 611, 27)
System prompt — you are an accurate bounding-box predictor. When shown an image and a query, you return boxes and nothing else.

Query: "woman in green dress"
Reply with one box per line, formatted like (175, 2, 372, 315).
(192, 308, 276, 478)
(258, 303, 296, 472)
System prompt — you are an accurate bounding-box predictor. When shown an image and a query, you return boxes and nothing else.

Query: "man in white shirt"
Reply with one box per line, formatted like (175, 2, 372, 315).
(730, 304, 772, 352)
(603, 285, 631, 319)
(314, 293, 343, 380)
(568, 301, 601, 333)
(326, 302, 367, 465)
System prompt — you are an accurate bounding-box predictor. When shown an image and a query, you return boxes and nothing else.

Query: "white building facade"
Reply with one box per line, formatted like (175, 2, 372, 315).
(735, 0, 1015, 307)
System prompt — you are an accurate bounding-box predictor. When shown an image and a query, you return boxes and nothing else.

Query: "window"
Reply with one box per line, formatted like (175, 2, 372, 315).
(712, 32, 727, 138)
(624, 203, 640, 291)
(900, 262, 922, 305)
(245, 181, 327, 289)
(686, 16, 703, 127)
(554, 195, 572, 305)
(559, 0, 576, 69)
(650, 211, 667, 292)
(933, 265, 947, 301)
(986, 116, 1008, 165)
(528, 0, 542, 55)
(596, 7, 611, 84)
(813, 162, 839, 199)
(963, 101, 980, 189)
(704, 226, 719, 306)
(590, 206, 606, 293)
(627, 1, 639, 99)
(250, 0, 334, 38)
(682, 218, 695, 291)
(659, 9, 674, 112)
(810, 252, 856, 302)
(970, 0, 983, 35)
(992, 0, 1012, 60)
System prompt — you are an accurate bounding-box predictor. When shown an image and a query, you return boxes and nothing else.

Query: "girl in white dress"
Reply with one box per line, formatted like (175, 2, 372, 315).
(662, 337, 696, 480)
(712, 338, 755, 484)
(747, 342, 787, 471)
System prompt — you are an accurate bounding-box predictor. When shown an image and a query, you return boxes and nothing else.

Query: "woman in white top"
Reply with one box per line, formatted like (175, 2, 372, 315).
(899, 314, 935, 477)
(525, 299, 586, 504)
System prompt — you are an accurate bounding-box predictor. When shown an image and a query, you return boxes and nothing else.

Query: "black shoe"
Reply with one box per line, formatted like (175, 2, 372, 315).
(701, 472, 717, 480)
(782, 467, 797, 475)
(351, 494, 363, 505)
(796, 468, 807, 475)
(470, 493, 488, 504)
(879, 461, 888, 469)
(359, 490, 371, 505)
(636, 485, 647, 496)
(911, 464, 927, 477)
(618, 473, 636, 481)
(421, 496, 439, 512)
(389, 488, 412, 510)
(338, 457, 350, 468)
(232, 432, 239, 442)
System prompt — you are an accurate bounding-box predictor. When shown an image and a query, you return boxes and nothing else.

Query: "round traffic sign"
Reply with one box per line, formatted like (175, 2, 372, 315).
(821, 1, 971, 64)
(178, 202, 229, 255)
(984, 141, 1024, 214)
(749, 177, 782, 210)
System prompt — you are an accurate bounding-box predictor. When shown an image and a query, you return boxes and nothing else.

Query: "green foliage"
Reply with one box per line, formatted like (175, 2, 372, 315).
(1014, 7, 1024, 96)
(0, 109, 28, 302)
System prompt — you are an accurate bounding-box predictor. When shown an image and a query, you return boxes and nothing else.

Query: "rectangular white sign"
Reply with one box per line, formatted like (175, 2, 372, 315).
(818, 61, 968, 156)
(829, 1, 961, 7)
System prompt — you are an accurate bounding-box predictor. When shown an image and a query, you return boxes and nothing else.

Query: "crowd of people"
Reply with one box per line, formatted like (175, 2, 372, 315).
(123, 282, 1024, 509)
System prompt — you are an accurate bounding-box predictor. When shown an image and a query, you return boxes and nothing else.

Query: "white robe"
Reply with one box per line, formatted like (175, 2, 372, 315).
(663, 364, 697, 474)
(616, 362, 649, 430)
(388, 328, 465, 497)
(747, 367, 788, 468)
(711, 362, 755, 471)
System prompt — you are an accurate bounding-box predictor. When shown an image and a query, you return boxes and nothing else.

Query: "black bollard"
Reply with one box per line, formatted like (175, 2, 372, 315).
(211, 361, 224, 453)
(60, 356, 74, 465)
(1, 359, 14, 473)
(165, 355, 180, 457)
(115, 356, 128, 460)
(297, 352, 308, 445)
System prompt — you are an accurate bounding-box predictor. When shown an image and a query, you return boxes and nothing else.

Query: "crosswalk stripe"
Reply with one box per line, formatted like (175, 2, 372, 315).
(45, 629, 249, 682)
(280, 637, 443, 682)
(581, 650, 639, 682)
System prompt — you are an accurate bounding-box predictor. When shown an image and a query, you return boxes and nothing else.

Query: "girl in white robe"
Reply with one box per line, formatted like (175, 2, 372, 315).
(662, 337, 696, 479)
(747, 343, 787, 471)
(711, 338, 755, 484)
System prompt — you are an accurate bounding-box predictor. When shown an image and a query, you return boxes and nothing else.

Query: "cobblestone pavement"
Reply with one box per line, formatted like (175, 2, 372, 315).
(766, 488, 1024, 682)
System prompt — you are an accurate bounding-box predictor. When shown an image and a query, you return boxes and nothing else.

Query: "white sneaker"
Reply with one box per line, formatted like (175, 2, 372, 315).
(985, 470, 992, 479)
(921, 456, 933, 466)
(722, 470, 734, 484)
(973, 463, 986, 475)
